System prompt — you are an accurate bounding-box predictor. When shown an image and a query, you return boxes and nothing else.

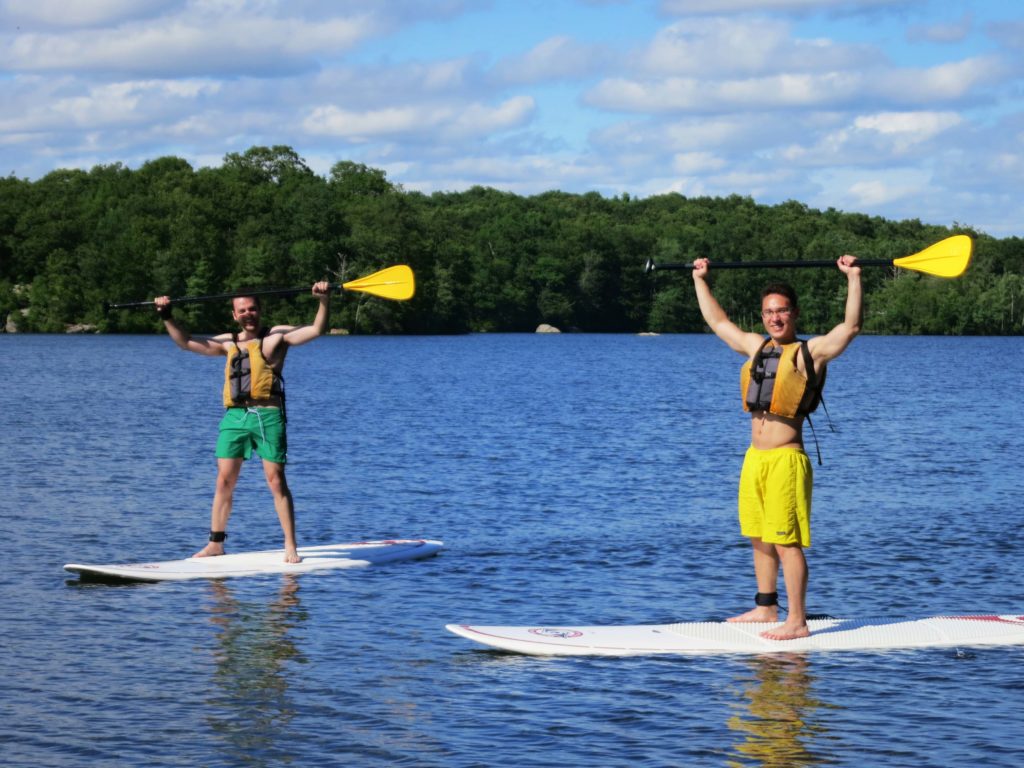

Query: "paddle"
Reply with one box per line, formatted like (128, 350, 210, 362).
(644, 235, 973, 278)
(105, 264, 415, 311)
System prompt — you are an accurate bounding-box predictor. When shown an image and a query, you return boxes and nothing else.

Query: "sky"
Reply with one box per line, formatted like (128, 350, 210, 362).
(2, 0, 1023, 237)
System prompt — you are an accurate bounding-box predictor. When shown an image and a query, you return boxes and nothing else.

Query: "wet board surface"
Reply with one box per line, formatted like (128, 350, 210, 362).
(446, 615, 1024, 656)
(65, 539, 443, 582)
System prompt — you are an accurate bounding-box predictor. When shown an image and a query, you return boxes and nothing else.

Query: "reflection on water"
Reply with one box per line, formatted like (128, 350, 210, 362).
(727, 654, 836, 767)
(202, 577, 306, 761)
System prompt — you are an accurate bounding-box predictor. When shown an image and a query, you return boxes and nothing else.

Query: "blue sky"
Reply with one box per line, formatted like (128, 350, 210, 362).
(2, 0, 1023, 236)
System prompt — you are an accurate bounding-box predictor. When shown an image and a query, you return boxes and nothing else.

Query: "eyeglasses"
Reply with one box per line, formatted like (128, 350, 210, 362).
(761, 307, 793, 319)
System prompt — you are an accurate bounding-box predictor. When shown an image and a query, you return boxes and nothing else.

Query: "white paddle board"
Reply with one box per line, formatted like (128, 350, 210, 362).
(446, 615, 1024, 656)
(65, 539, 443, 582)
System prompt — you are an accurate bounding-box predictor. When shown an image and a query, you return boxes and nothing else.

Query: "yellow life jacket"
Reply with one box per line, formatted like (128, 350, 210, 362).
(740, 338, 824, 419)
(223, 331, 284, 408)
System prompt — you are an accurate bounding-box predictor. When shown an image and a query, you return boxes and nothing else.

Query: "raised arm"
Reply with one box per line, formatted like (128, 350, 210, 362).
(277, 281, 332, 347)
(154, 297, 227, 356)
(692, 258, 765, 357)
(808, 255, 862, 365)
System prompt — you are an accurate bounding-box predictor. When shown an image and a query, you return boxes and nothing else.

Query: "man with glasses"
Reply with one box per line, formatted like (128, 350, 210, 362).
(691, 255, 862, 639)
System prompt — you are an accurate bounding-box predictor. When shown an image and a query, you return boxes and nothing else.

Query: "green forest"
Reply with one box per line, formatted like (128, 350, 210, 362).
(2, 145, 1022, 335)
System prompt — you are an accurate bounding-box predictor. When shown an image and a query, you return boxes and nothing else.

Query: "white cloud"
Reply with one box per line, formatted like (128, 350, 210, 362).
(304, 105, 422, 141)
(490, 35, 610, 84)
(587, 72, 865, 112)
(0, 77, 221, 133)
(848, 180, 901, 206)
(671, 151, 726, 174)
(306, 58, 484, 109)
(855, 111, 962, 139)
(3, 14, 376, 76)
(455, 97, 537, 134)
(869, 56, 1005, 108)
(49, 81, 209, 127)
(419, 58, 475, 91)
(587, 53, 1004, 114)
(640, 18, 870, 76)
(0, 0, 175, 28)
(592, 113, 798, 155)
(780, 110, 962, 166)
(846, 173, 929, 207)
(303, 96, 535, 141)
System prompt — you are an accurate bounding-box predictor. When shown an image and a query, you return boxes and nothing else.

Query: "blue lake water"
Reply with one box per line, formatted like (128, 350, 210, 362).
(2, 332, 1023, 767)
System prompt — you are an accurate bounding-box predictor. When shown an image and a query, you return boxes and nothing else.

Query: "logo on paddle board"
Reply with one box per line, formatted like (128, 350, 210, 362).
(529, 628, 584, 639)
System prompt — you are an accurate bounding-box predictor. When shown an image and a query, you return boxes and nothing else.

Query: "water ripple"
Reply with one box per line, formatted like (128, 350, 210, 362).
(3, 334, 1024, 767)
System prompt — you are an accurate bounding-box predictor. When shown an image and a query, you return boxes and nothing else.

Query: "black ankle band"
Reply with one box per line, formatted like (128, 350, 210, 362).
(755, 591, 778, 607)
(209, 531, 227, 543)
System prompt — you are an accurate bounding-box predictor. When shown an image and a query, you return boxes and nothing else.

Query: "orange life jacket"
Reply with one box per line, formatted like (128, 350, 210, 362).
(223, 330, 284, 408)
(740, 338, 824, 419)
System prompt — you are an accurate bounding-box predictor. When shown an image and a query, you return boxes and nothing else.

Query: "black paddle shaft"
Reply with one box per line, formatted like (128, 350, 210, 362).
(644, 258, 892, 274)
(105, 283, 344, 312)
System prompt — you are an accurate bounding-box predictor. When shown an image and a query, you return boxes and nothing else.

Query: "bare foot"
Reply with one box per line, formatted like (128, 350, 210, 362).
(760, 621, 810, 641)
(727, 606, 778, 623)
(284, 547, 301, 564)
(193, 541, 225, 558)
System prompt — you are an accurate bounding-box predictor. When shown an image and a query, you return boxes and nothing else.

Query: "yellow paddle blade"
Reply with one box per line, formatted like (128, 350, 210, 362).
(342, 265, 416, 301)
(893, 235, 973, 278)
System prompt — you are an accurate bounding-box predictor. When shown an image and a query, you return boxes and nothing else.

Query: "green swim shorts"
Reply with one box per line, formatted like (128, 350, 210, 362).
(216, 407, 288, 464)
(738, 445, 812, 547)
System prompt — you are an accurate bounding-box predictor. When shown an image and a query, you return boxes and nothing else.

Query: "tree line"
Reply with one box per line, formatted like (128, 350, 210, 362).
(2, 145, 1022, 335)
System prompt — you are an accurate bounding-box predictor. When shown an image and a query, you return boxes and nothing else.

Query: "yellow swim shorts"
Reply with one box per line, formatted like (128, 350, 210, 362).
(738, 446, 812, 547)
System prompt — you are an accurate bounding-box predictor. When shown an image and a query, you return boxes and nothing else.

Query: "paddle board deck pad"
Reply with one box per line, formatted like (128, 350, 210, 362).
(447, 615, 1024, 656)
(65, 539, 443, 582)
